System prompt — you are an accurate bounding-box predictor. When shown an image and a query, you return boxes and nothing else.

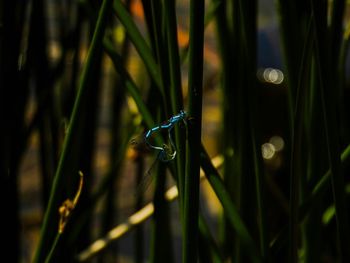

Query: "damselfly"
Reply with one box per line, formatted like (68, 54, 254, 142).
(144, 110, 187, 160)
(133, 110, 187, 194)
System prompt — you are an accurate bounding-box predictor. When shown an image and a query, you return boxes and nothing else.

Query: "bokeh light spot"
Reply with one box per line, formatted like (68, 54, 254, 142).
(261, 143, 276, 159)
(269, 135, 285, 151)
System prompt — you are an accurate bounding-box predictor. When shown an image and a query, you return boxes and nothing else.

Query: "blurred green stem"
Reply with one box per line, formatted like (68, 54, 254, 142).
(33, 0, 113, 261)
(163, 0, 185, 207)
(44, 234, 61, 263)
(183, 0, 205, 262)
(200, 145, 261, 263)
(113, 0, 162, 90)
(311, 1, 350, 260)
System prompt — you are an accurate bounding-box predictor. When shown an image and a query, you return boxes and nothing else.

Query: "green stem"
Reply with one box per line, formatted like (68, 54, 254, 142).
(311, 1, 350, 260)
(183, 0, 205, 262)
(271, 143, 350, 256)
(112, 0, 162, 90)
(238, 0, 268, 259)
(103, 39, 159, 142)
(33, 0, 112, 261)
(200, 145, 261, 263)
(148, 0, 172, 114)
(44, 233, 61, 263)
(198, 213, 224, 263)
(163, 0, 185, 209)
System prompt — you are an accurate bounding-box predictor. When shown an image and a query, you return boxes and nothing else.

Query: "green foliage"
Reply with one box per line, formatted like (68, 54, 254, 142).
(1, 0, 350, 262)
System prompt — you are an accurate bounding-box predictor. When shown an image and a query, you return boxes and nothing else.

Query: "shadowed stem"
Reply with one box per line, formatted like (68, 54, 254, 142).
(33, 0, 113, 261)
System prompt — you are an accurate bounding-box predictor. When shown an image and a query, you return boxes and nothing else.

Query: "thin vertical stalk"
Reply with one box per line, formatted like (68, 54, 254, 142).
(139, 0, 164, 119)
(289, 57, 306, 263)
(163, 0, 185, 208)
(238, 0, 268, 260)
(299, 19, 324, 263)
(301, 53, 319, 263)
(214, 0, 237, 258)
(311, 0, 350, 261)
(274, 0, 301, 127)
(101, 17, 130, 261)
(148, 0, 171, 112)
(146, 2, 180, 261)
(338, 19, 350, 141)
(149, 163, 174, 263)
(163, 0, 183, 110)
(33, 0, 113, 260)
(68, 8, 105, 256)
(44, 234, 61, 263)
(231, 1, 253, 260)
(198, 213, 224, 263)
(135, 157, 145, 263)
(289, 15, 314, 263)
(330, 0, 345, 68)
(183, 1, 204, 262)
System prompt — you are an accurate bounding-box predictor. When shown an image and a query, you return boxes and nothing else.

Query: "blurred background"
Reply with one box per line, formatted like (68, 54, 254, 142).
(2, 0, 350, 262)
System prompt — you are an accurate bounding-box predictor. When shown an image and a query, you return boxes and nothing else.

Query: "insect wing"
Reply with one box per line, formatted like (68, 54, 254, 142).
(134, 155, 159, 196)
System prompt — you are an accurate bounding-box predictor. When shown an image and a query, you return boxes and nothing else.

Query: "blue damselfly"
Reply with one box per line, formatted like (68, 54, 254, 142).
(133, 110, 187, 194)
